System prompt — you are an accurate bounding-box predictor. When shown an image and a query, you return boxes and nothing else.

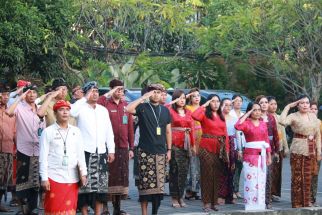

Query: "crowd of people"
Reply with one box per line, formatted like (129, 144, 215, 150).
(0, 78, 321, 215)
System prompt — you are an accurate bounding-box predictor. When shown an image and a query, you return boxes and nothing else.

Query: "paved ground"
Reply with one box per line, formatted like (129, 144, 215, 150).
(2, 157, 322, 214)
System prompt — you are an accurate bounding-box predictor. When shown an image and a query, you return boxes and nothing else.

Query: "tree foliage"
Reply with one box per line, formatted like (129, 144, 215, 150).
(0, 0, 78, 83)
(1, 0, 321, 105)
(197, 0, 322, 101)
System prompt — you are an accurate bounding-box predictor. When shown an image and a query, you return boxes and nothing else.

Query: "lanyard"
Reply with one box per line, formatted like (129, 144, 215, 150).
(148, 103, 161, 127)
(57, 127, 70, 155)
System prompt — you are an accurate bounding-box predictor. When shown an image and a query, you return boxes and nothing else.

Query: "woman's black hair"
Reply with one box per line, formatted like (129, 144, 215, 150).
(205, 94, 225, 121)
(289, 94, 310, 113)
(296, 94, 310, 102)
(171, 89, 185, 113)
(267, 96, 276, 103)
(220, 98, 232, 112)
(246, 102, 261, 118)
(232, 94, 243, 101)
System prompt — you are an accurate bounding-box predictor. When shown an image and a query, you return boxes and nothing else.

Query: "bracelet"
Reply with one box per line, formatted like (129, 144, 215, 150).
(167, 148, 172, 151)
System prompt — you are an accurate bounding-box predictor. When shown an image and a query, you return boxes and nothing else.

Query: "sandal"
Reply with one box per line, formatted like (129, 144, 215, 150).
(10, 199, 19, 207)
(184, 195, 194, 200)
(202, 207, 212, 212)
(120, 210, 129, 215)
(179, 200, 187, 208)
(171, 202, 181, 208)
(236, 192, 243, 199)
(211, 206, 218, 211)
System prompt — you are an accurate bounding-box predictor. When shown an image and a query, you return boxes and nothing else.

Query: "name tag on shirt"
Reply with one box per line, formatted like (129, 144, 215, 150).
(62, 156, 68, 166)
(122, 115, 128, 124)
(156, 127, 161, 136)
(111, 110, 117, 113)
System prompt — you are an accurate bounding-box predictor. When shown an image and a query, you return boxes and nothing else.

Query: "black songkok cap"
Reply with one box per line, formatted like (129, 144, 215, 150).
(52, 78, 67, 90)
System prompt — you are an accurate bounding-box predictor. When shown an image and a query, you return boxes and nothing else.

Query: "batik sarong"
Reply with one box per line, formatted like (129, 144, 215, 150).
(108, 148, 129, 196)
(218, 136, 237, 203)
(290, 153, 312, 208)
(186, 126, 201, 193)
(78, 151, 108, 209)
(44, 178, 78, 215)
(0, 152, 13, 191)
(271, 151, 283, 197)
(311, 160, 321, 203)
(16, 151, 40, 212)
(265, 163, 272, 205)
(199, 148, 220, 205)
(186, 156, 200, 193)
(169, 146, 189, 199)
(137, 148, 166, 202)
(134, 147, 139, 186)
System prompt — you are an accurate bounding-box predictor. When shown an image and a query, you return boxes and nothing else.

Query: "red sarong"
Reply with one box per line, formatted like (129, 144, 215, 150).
(44, 178, 78, 215)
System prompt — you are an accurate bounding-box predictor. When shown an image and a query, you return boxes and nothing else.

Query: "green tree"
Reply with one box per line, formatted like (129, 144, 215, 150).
(0, 0, 79, 83)
(65, 0, 200, 86)
(197, 0, 322, 101)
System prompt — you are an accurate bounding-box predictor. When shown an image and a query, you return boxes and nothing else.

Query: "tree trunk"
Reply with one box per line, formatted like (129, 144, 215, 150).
(311, 73, 322, 102)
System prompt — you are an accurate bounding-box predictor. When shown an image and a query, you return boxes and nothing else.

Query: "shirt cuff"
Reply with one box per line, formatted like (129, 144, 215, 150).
(40, 174, 48, 182)
(107, 146, 115, 154)
(81, 169, 87, 177)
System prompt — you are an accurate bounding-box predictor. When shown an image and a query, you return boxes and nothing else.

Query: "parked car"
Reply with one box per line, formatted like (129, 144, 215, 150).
(167, 89, 252, 112)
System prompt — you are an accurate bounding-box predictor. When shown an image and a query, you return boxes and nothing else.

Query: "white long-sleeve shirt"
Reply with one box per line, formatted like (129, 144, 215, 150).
(39, 123, 87, 183)
(229, 109, 246, 151)
(70, 98, 115, 154)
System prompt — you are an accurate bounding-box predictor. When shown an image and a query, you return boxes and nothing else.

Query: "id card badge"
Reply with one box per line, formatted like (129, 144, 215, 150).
(37, 128, 43, 137)
(122, 115, 128, 124)
(62, 156, 68, 166)
(156, 127, 161, 136)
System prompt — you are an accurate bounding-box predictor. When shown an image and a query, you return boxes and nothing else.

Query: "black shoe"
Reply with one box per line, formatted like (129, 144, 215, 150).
(185, 195, 194, 200)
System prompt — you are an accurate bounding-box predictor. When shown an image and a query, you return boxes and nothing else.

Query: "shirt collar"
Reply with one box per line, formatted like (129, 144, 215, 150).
(86, 102, 97, 109)
(55, 122, 70, 130)
(0, 105, 7, 111)
(108, 96, 124, 105)
(21, 100, 37, 111)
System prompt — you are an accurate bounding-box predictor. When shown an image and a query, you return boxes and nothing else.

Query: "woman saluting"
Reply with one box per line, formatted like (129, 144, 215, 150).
(279, 95, 321, 208)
